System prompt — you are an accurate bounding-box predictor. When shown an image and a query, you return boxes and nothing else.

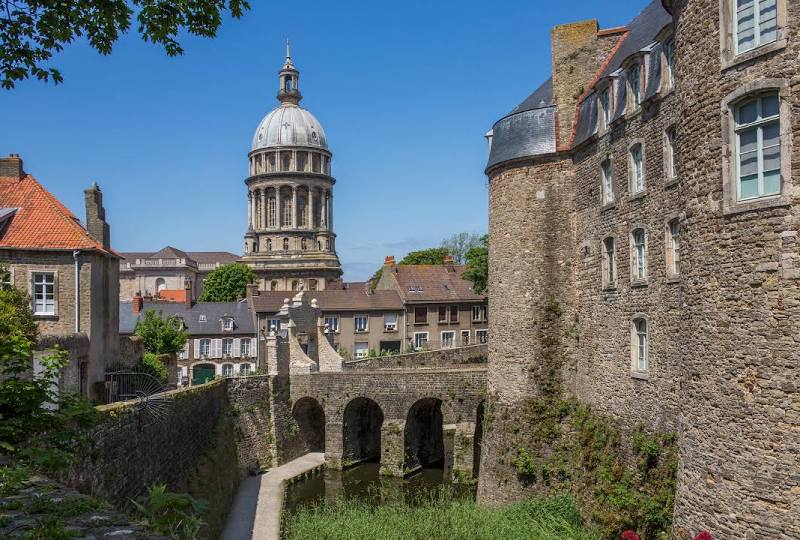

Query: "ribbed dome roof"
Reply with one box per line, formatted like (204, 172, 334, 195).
(251, 103, 328, 151)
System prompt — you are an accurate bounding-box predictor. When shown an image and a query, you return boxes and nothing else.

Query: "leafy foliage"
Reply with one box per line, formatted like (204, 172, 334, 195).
(139, 352, 168, 384)
(0, 0, 250, 89)
(132, 483, 207, 540)
(134, 309, 187, 354)
(441, 232, 483, 264)
(461, 234, 488, 294)
(399, 247, 449, 265)
(198, 263, 255, 302)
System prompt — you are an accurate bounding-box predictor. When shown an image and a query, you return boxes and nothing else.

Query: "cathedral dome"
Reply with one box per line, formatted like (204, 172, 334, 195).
(251, 104, 328, 151)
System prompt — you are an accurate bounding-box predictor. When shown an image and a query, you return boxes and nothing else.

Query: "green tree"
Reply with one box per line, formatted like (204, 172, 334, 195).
(399, 247, 450, 265)
(441, 232, 483, 264)
(199, 262, 255, 301)
(1, 0, 250, 89)
(462, 235, 488, 294)
(134, 309, 187, 355)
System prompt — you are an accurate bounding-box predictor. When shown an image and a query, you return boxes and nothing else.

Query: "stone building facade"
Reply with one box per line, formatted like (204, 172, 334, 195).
(0, 154, 119, 400)
(240, 43, 343, 292)
(118, 247, 239, 301)
(481, 0, 799, 537)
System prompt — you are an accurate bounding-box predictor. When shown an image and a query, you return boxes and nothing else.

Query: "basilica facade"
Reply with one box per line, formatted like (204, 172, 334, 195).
(241, 44, 343, 292)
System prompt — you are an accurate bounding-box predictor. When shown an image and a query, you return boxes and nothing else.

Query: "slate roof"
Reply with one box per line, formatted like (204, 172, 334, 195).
(151, 246, 191, 260)
(119, 299, 255, 335)
(250, 287, 403, 314)
(0, 174, 114, 255)
(387, 265, 486, 304)
(508, 78, 554, 115)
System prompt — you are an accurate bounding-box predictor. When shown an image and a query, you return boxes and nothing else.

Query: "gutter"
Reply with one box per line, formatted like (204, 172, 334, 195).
(73, 250, 80, 333)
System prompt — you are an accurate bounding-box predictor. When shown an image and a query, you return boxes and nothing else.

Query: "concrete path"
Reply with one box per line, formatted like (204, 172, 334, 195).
(222, 452, 325, 540)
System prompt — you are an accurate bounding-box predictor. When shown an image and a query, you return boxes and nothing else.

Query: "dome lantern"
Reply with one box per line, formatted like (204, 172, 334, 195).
(277, 39, 302, 106)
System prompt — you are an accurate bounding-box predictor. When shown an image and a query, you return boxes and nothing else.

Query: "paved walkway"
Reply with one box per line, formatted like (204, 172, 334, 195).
(222, 452, 325, 540)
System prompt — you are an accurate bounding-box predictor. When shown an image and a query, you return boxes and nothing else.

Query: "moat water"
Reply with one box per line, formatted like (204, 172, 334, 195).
(283, 462, 476, 515)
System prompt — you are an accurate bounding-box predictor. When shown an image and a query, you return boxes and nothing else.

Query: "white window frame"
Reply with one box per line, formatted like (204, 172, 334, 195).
(199, 338, 211, 358)
(354, 342, 369, 359)
(476, 329, 488, 344)
(460, 330, 471, 346)
(599, 86, 611, 131)
(631, 317, 649, 374)
(31, 271, 56, 316)
(629, 143, 645, 194)
(601, 158, 614, 205)
(222, 317, 234, 331)
(413, 332, 429, 350)
(199, 314, 207, 322)
(734, 0, 778, 55)
(666, 220, 681, 278)
(354, 314, 369, 333)
(222, 338, 234, 358)
(663, 39, 675, 91)
(222, 363, 234, 377)
(240, 338, 252, 358)
(384, 313, 398, 332)
(471, 305, 486, 322)
(324, 315, 339, 333)
(601, 237, 616, 289)
(628, 63, 642, 111)
(665, 127, 677, 182)
(239, 363, 251, 376)
(631, 228, 647, 283)
(441, 331, 456, 349)
(735, 92, 781, 202)
(267, 318, 281, 332)
(179, 342, 189, 360)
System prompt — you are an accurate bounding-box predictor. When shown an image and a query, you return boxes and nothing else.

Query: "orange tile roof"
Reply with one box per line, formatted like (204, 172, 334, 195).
(0, 174, 112, 254)
(389, 264, 486, 303)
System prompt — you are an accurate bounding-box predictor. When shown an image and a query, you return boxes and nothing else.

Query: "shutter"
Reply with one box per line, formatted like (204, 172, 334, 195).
(643, 44, 662, 101)
(574, 94, 598, 145)
(213, 339, 221, 358)
(233, 338, 241, 358)
(193, 339, 201, 359)
(611, 73, 627, 123)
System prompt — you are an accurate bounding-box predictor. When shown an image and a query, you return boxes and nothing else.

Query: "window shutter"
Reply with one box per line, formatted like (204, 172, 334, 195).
(193, 339, 201, 359)
(611, 73, 627, 123)
(643, 44, 662, 100)
(233, 338, 241, 358)
(213, 339, 221, 358)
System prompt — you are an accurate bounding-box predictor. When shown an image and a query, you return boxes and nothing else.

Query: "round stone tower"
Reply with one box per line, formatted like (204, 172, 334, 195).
(242, 42, 343, 292)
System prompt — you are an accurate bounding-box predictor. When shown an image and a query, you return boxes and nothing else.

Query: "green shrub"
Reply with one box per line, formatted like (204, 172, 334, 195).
(138, 352, 168, 384)
(132, 484, 207, 540)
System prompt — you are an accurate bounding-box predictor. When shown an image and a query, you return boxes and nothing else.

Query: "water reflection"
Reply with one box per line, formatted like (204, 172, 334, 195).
(284, 463, 476, 515)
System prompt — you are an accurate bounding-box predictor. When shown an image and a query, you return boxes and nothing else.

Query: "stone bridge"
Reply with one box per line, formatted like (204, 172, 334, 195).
(261, 292, 488, 481)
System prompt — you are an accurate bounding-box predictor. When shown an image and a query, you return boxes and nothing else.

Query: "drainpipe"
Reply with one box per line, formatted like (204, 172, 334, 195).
(402, 308, 407, 348)
(73, 250, 80, 333)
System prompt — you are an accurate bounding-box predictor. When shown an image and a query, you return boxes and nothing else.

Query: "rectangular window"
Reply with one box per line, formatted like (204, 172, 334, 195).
(240, 338, 251, 357)
(32, 272, 55, 315)
(354, 342, 369, 359)
(179, 342, 189, 360)
(267, 319, 281, 332)
(471, 305, 486, 322)
(222, 364, 234, 377)
(354, 314, 369, 333)
(460, 330, 471, 346)
(628, 64, 641, 110)
(631, 229, 647, 282)
(449, 306, 459, 323)
(200, 338, 211, 357)
(735, 0, 778, 54)
(666, 127, 677, 181)
(223, 318, 234, 331)
(324, 315, 339, 333)
(664, 39, 675, 89)
(239, 363, 251, 376)
(476, 329, 488, 344)
(441, 331, 455, 349)
(599, 87, 611, 130)
(602, 237, 616, 288)
(634, 319, 648, 371)
(438, 306, 448, 323)
(222, 338, 233, 357)
(414, 306, 427, 324)
(736, 93, 781, 201)
(601, 159, 614, 204)
(630, 145, 644, 193)
(268, 198, 276, 227)
(282, 197, 292, 227)
(667, 221, 681, 277)
(384, 313, 398, 332)
(413, 332, 429, 350)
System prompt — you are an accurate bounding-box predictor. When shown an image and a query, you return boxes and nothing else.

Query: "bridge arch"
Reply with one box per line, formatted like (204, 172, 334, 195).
(342, 397, 384, 466)
(292, 397, 325, 452)
(404, 397, 444, 473)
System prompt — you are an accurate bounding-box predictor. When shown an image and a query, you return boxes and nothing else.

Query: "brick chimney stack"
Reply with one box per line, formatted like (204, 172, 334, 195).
(184, 279, 193, 310)
(84, 183, 110, 250)
(0, 154, 24, 179)
(133, 292, 143, 315)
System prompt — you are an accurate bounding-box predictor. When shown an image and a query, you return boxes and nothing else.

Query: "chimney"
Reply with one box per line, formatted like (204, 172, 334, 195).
(0, 154, 23, 179)
(444, 254, 456, 272)
(246, 283, 259, 301)
(184, 279, 193, 310)
(133, 292, 143, 315)
(84, 183, 110, 250)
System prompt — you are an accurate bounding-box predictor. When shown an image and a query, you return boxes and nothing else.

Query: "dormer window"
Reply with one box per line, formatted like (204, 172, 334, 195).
(222, 317, 234, 331)
(628, 64, 642, 110)
(599, 86, 612, 131)
(199, 314, 207, 323)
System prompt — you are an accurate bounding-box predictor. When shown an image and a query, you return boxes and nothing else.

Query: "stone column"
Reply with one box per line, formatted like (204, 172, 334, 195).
(276, 186, 282, 229)
(292, 186, 298, 228)
(259, 188, 265, 230)
(325, 420, 344, 470)
(321, 190, 328, 230)
(247, 191, 253, 229)
(307, 188, 314, 229)
(451, 422, 476, 483)
(379, 419, 405, 477)
(329, 191, 334, 231)
(442, 424, 456, 482)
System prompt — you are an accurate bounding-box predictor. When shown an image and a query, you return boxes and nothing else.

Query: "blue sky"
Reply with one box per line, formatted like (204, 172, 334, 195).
(0, 0, 650, 281)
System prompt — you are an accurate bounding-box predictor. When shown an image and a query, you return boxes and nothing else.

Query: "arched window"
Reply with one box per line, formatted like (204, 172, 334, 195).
(291, 280, 299, 291)
(297, 152, 307, 172)
(284, 76, 293, 92)
(631, 318, 648, 372)
(308, 279, 318, 291)
(281, 152, 291, 171)
(629, 143, 644, 194)
(297, 196, 307, 227)
(666, 220, 680, 277)
(253, 241, 259, 253)
(325, 238, 330, 250)
(282, 197, 292, 226)
(601, 158, 613, 204)
(155, 278, 166, 294)
(267, 153, 276, 172)
(268, 197, 277, 227)
(283, 238, 289, 251)
(267, 238, 272, 251)
(270, 281, 278, 291)
(317, 240, 322, 251)
(601, 237, 616, 288)
(312, 153, 321, 173)
(631, 228, 647, 282)
(301, 238, 307, 250)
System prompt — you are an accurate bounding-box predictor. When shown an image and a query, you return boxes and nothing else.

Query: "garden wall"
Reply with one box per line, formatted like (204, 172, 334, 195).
(343, 344, 487, 371)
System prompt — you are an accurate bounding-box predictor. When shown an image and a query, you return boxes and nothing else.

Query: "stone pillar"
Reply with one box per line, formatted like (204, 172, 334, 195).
(325, 420, 344, 470)
(247, 191, 253, 229)
(379, 419, 405, 477)
(260, 188, 266, 230)
(321, 191, 328, 229)
(452, 422, 476, 483)
(276, 186, 283, 229)
(292, 186, 298, 228)
(265, 333, 278, 375)
(308, 188, 314, 230)
(443, 424, 456, 482)
(329, 191, 333, 231)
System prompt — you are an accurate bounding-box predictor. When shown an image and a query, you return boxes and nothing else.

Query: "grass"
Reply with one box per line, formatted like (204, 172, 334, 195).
(284, 491, 598, 540)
